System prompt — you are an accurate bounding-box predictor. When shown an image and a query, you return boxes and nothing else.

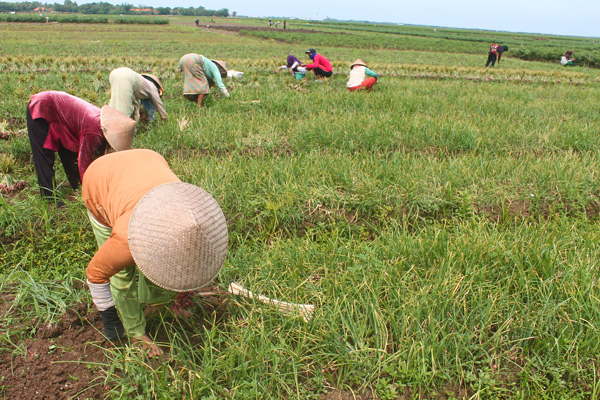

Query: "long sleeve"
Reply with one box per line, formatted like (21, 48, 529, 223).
(202, 57, 227, 92)
(86, 216, 135, 284)
(365, 68, 378, 80)
(137, 78, 167, 120)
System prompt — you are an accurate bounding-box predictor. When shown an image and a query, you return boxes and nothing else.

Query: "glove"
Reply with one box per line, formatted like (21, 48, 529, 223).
(100, 306, 125, 341)
(222, 88, 230, 98)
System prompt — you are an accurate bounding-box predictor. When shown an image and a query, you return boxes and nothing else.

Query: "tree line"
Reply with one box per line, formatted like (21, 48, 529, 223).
(0, 1, 229, 17)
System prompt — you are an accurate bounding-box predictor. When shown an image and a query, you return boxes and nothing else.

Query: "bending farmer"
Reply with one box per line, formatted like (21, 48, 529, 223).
(179, 54, 229, 108)
(109, 67, 168, 122)
(83, 149, 228, 356)
(278, 54, 306, 75)
(27, 91, 135, 202)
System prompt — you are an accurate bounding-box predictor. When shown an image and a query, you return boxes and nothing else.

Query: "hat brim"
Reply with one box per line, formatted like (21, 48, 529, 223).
(128, 182, 229, 292)
(141, 74, 164, 96)
(211, 60, 227, 78)
(100, 106, 136, 152)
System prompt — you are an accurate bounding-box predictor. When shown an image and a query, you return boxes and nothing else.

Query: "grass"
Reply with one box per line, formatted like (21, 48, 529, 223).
(2, 16, 600, 399)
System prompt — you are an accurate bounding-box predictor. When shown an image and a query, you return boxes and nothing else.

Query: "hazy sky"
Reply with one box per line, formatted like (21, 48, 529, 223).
(80, 0, 599, 38)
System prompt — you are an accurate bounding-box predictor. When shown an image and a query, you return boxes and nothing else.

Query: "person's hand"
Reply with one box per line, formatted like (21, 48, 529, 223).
(222, 88, 230, 98)
(134, 334, 163, 357)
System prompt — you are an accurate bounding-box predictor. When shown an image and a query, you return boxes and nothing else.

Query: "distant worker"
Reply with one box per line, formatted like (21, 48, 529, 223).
(278, 54, 306, 75)
(304, 48, 333, 81)
(283, 20, 286, 29)
(561, 50, 575, 66)
(346, 59, 378, 92)
(275, 21, 280, 28)
(268, 19, 272, 28)
(179, 53, 230, 109)
(485, 44, 508, 68)
(109, 67, 167, 123)
(195, 18, 199, 26)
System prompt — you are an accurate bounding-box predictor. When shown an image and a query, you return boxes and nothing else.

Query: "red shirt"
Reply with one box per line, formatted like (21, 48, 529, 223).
(28, 91, 106, 180)
(305, 54, 333, 72)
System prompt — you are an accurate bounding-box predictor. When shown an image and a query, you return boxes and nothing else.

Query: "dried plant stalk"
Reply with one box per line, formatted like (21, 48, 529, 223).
(228, 282, 315, 322)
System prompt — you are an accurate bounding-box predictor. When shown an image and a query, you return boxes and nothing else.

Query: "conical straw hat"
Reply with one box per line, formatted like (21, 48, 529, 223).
(141, 74, 164, 96)
(100, 105, 136, 151)
(350, 59, 367, 69)
(128, 182, 229, 292)
(211, 60, 228, 78)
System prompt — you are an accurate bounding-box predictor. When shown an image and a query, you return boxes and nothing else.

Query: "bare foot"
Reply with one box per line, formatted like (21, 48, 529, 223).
(133, 334, 163, 358)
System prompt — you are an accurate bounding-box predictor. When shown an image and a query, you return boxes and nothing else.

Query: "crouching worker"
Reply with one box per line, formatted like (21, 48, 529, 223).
(277, 54, 306, 75)
(109, 67, 168, 122)
(346, 59, 378, 92)
(179, 53, 230, 108)
(83, 149, 229, 356)
(27, 91, 135, 203)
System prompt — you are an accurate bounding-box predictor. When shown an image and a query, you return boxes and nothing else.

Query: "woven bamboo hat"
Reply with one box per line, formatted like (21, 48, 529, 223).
(141, 74, 164, 96)
(100, 105, 136, 151)
(211, 60, 228, 78)
(350, 59, 367, 69)
(128, 182, 229, 292)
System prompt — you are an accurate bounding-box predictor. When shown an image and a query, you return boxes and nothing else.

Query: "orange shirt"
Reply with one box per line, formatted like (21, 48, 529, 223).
(82, 149, 180, 283)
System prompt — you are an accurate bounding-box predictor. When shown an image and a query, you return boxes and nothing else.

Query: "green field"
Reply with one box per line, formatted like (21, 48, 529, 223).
(2, 15, 600, 399)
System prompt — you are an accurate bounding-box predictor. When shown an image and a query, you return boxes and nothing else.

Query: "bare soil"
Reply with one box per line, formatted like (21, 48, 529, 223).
(0, 302, 108, 400)
(197, 24, 346, 35)
(0, 287, 229, 400)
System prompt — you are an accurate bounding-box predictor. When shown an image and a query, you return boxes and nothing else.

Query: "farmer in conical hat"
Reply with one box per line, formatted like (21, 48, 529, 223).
(27, 90, 136, 203)
(83, 149, 228, 356)
(109, 67, 168, 122)
(346, 59, 378, 92)
(179, 54, 230, 108)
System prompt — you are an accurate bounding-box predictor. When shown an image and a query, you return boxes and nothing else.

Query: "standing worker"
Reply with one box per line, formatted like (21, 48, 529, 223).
(304, 48, 333, 81)
(109, 67, 167, 122)
(346, 59, 378, 92)
(26, 91, 135, 203)
(179, 53, 230, 108)
(83, 149, 228, 356)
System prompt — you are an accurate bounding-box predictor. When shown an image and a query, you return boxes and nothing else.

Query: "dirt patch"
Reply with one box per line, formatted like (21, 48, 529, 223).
(0, 287, 230, 399)
(0, 302, 108, 400)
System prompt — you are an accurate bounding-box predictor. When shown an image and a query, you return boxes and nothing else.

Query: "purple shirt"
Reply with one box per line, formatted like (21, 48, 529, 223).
(28, 91, 106, 180)
(286, 55, 301, 68)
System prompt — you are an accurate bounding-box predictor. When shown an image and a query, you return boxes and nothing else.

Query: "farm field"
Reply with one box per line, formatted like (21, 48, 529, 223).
(2, 15, 600, 399)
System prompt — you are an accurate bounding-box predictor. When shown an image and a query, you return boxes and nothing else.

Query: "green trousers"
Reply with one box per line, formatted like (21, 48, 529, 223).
(88, 212, 173, 337)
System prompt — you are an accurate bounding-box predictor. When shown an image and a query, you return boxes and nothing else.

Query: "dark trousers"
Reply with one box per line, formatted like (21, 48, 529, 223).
(312, 68, 333, 78)
(485, 53, 497, 67)
(26, 106, 80, 199)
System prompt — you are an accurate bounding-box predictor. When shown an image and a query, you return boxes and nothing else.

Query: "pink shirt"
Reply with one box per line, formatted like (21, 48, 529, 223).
(305, 54, 333, 72)
(28, 91, 106, 179)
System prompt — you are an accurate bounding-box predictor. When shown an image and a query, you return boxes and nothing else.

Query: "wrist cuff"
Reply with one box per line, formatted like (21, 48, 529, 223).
(87, 280, 114, 311)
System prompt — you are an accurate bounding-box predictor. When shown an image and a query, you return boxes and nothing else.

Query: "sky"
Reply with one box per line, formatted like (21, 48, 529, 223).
(77, 0, 599, 38)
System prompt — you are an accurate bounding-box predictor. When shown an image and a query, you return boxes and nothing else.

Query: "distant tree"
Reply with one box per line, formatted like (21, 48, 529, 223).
(232, 11, 236, 17)
(156, 7, 170, 15)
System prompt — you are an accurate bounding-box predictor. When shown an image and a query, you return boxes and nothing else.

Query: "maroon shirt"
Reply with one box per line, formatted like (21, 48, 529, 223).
(28, 91, 106, 180)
